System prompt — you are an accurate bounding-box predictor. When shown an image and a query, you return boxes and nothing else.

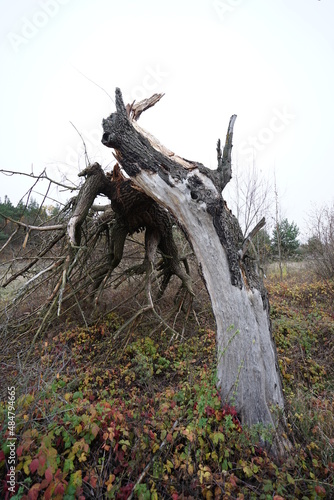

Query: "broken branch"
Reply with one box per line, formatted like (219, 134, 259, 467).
(0, 213, 64, 232)
(239, 216, 266, 260)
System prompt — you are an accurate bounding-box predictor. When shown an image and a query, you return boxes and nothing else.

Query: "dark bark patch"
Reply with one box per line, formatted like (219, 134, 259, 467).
(207, 199, 243, 288)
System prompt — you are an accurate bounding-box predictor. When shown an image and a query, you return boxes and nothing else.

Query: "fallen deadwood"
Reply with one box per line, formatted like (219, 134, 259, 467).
(101, 89, 291, 456)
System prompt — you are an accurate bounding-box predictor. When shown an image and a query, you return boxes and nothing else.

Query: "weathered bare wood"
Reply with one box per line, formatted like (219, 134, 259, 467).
(126, 93, 164, 121)
(217, 114, 237, 190)
(67, 163, 111, 246)
(239, 216, 266, 260)
(101, 89, 289, 455)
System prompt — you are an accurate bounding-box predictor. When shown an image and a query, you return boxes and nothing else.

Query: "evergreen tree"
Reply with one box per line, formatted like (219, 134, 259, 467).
(271, 218, 300, 258)
(0, 196, 56, 241)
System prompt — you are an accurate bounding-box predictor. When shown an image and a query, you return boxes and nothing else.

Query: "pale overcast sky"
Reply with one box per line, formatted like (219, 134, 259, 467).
(0, 0, 333, 237)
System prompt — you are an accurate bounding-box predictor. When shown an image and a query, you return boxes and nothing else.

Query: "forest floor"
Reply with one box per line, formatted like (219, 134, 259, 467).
(0, 263, 333, 499)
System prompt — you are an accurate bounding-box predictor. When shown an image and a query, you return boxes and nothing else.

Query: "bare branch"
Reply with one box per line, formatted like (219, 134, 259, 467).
(0, 213, 64, 232)
(223, 115, 237, 163)
(226, 162, 272, 236)
(73, 67, 115, 105)
(217, 114, 237, 190)
(0, 228, 19, 254)
(0, 169, 78, 191)
(67, 163, 111, 246)
(239, 217, 266, 259)
(70, 121, 90, 167)
(126, 93, 165, 121)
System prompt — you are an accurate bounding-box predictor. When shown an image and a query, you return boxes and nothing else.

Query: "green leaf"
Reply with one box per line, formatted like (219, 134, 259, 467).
(73, 391, 83, 400)
(65, 484, 77, 497)
(70, 470, 82, 488)
(287, 473, 295, 485)
(212, 432, 225, 445)
(243, 465, 253, 478)
(221, 459, 228, 471)
(263, 480, 273, 493)
(119, 440, 130, 447)
(63, 458, 74, 474)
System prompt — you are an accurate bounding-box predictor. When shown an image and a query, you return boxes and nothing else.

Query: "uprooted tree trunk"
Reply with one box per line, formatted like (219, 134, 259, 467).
(67, 160, 193, 299)
(101, 89, 290, 455)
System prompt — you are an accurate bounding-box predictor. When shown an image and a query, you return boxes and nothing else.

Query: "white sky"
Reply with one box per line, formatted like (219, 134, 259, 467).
(0, 0, 333, 238)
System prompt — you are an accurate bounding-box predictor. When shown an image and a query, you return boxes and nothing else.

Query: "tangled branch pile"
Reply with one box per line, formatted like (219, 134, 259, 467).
(0, 162, 197, 392)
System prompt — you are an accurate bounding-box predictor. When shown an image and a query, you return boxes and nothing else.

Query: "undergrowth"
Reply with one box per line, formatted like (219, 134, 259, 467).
(0, 274, 333, 499)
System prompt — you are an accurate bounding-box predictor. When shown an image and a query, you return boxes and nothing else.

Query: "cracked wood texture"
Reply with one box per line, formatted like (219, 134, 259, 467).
(101, 89, 289, 455)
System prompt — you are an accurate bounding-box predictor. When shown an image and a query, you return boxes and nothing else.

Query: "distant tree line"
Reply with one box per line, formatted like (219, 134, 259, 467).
(0, 195, 59, 242)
